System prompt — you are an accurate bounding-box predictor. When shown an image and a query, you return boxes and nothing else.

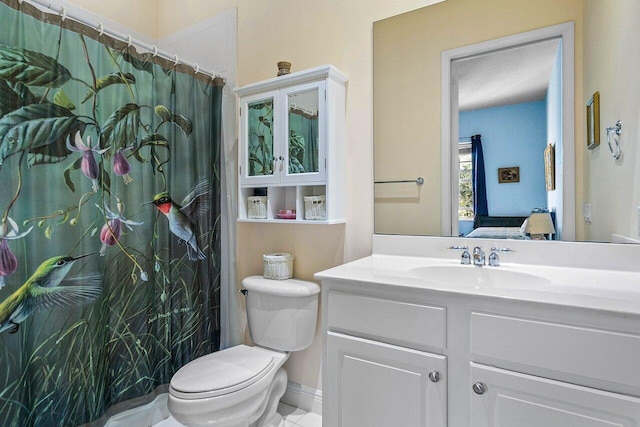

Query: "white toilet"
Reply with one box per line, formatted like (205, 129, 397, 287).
(168, 275, 320, 427)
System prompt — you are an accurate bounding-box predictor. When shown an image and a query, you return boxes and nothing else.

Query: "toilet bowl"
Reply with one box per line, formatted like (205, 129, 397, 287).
(168, 276, 320, 427)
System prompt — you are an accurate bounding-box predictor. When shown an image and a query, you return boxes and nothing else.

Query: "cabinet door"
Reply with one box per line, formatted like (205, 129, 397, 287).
(470, 363, 640, 427)
(327, 332, 446, 427)
(281, 81, 326, 184)
(240, 90, 280, 185)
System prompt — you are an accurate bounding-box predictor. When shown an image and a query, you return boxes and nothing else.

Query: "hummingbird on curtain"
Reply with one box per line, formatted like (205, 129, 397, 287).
(144, 180, 210, 261)
(0, 253, 101, 334)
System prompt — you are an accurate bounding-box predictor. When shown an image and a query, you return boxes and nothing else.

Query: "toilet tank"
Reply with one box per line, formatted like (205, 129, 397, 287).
(242, 276, 320, 351)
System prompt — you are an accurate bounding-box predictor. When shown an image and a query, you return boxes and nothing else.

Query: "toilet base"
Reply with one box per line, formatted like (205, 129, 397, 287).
(169, 365, 289, 427)
(251, 368, 288, 427)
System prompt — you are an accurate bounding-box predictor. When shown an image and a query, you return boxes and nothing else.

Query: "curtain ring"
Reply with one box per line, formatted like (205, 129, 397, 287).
(151, 45, 158, 57)
(194, 63, 199, 74)
(126, 34, 132, 48)
(60, 6, 67, 21)
(173, 55, 179, 68)
(97, 22, 104, 37)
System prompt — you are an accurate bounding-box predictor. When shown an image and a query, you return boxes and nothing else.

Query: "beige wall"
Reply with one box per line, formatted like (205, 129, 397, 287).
(584, 0, 640, 242)
(65, 0, 157, 38)
(374, 0, 585, 238)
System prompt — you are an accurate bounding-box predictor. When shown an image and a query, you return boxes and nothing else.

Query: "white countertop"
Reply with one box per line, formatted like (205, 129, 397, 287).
(316, 235, 640, 316)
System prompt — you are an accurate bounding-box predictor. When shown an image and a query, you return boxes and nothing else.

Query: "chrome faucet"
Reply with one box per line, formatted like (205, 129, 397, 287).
(472, 246, 485, 266)
(488, 247, 515, 267)
(448, 245, 471, 265)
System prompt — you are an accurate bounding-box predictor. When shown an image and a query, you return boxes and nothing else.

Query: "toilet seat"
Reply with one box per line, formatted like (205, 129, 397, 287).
(169, 345, 276, 400)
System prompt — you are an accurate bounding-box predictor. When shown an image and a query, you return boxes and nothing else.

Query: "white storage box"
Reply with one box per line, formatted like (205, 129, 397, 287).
(304, 195, 326, 220)
(248, 196, 267, 219)
(263, 253, 294, 280)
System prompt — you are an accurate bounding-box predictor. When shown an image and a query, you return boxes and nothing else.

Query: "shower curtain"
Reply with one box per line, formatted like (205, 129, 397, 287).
(0, 1, 222, 425)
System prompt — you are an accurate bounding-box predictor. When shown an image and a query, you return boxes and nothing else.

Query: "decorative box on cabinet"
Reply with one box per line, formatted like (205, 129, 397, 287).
(235, 65, 347, 223)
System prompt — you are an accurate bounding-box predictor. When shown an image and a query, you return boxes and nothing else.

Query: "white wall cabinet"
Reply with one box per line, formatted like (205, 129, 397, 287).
(235, 65, 347, 223)
(320, 278, 640, 426)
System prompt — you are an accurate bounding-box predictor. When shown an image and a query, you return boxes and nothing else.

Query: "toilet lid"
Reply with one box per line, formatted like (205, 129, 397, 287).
(170, 345, 275, 398)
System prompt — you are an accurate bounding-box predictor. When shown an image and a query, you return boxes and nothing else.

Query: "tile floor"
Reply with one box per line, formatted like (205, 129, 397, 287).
(278, 402, 322, 427)
(153, 402, 321, 427)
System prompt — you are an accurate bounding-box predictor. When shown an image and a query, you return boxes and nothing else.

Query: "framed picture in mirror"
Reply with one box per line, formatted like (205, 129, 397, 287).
(498, 166, 519, 183)
(586, 91, 600, 149)
(545, 143, 555, 191)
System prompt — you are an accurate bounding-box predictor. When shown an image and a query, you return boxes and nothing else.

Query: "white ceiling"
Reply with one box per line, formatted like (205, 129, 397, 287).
(452, 38, 561, 112)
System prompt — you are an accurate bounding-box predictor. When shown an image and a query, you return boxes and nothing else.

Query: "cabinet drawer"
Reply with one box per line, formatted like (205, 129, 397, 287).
(328, 291, 446, 351)
(470, 312, 640, 389)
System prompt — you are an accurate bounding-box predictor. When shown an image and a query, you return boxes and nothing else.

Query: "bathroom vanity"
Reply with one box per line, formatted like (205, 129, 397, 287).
(317, 235, 640, 426)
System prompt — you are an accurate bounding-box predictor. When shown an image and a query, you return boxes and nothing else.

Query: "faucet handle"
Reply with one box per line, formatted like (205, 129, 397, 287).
(490, 247, 514, 253)
(448, 245, 471, 265)
(488, 247, 514, 267)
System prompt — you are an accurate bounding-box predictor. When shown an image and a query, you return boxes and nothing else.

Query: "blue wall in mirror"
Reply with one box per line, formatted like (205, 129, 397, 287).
(459, 100, 547, 218)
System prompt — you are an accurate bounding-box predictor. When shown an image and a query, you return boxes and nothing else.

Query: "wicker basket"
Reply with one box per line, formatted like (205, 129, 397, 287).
(247, 196, 267, 219)
(263, 253, 294, 280)
(304, 195, 326, 220)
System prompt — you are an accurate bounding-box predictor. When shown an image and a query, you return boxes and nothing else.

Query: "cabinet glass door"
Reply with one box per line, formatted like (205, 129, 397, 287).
(247, 96, 275, 179)
(284, 82, 326, 183)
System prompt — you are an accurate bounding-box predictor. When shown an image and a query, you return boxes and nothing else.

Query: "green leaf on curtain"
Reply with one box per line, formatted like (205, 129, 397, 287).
(54, 89, 76, 110)
(154, 104, 193, 137)
(154, 105, 171, 121)
(64, 157, 82, 192)
(173, 114, 193, 136)
(134, 133, 170, 165)
(0, 80, 24, 116)
(122, 52, 155, 74)
(0, 45, 72, 87)
(101, 103, 141, 150)
(0, 103, 84, 165)
(81, 72, 136, 104)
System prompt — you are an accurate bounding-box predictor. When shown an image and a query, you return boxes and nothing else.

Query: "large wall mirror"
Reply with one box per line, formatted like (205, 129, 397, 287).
(374, 0, 640, 244)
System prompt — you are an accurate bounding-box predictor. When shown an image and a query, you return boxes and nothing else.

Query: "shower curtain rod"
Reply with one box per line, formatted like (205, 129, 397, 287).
(20, 0, 223, 80)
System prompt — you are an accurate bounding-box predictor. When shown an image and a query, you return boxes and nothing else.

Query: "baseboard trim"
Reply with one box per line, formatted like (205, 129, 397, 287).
(280, 381, 322, 415)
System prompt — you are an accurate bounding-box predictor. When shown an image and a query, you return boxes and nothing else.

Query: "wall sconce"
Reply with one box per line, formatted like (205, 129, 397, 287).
(525, 212, 555, 240)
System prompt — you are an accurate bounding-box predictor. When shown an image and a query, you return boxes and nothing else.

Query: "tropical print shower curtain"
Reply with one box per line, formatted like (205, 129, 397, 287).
(0, 1, 222, 425)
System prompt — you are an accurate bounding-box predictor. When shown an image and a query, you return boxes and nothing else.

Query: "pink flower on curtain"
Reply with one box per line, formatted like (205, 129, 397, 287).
(98, 201, 143, 257)
(0, 217, 33, 289)
(66, 131, 109, 192)
(113, 147, 133, 184)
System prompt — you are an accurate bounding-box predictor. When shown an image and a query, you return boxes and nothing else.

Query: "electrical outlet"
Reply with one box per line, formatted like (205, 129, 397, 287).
(583, 203, 592, 223)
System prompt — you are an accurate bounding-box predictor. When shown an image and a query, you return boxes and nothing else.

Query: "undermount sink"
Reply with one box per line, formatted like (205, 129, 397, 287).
(410, 265, 550, 289)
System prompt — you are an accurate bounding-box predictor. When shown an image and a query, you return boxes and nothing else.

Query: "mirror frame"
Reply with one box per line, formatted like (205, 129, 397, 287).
(440, 22, 576, 240)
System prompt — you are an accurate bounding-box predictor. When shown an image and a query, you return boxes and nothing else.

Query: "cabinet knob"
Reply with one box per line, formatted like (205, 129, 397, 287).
(278, 155, 284, 161)
(428, 371, 441, 383)
(472, 382, 487, 395)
